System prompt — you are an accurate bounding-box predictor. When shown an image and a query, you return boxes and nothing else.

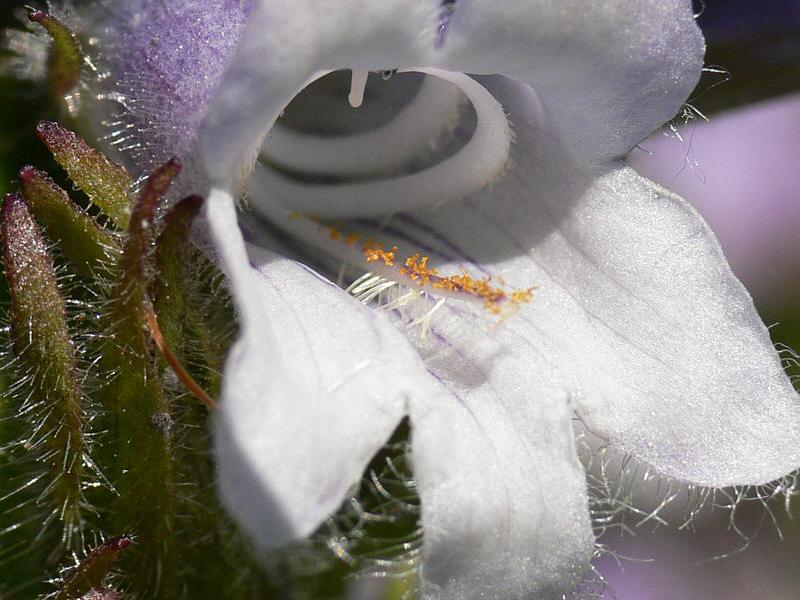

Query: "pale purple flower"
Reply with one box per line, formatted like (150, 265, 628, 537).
(90, 1, 800, 598)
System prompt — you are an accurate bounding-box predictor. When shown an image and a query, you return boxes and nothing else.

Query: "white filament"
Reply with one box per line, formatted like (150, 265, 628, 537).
(250, 68, 512, 219)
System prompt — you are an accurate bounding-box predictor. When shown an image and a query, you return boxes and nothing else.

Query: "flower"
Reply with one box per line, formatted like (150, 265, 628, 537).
(88, 1, 800, 598)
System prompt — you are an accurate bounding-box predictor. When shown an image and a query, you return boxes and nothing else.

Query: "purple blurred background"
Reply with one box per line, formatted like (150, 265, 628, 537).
(606, 2, 800, 598)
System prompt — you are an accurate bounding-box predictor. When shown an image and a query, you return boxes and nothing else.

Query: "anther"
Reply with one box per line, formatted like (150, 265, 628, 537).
(277, 210, 535, 318)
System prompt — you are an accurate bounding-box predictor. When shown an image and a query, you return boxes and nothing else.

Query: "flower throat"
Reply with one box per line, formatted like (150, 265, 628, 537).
(250, 69, 529, 317)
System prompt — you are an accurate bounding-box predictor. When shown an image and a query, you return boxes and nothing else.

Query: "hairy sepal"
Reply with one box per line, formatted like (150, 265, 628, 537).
(98, 160, 180, 597)
(54, 536, 132, 600)
(152, 195, 203, 356)
(36, 122, 134, 229)
(19, 165, 120, 278)
(1, 193, 87, 553)
(28, 10, 83, 101)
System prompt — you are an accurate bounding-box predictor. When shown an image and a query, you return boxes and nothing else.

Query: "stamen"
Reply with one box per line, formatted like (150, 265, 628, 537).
(259, 205, 535, 318)
(348, 70, 369, 108)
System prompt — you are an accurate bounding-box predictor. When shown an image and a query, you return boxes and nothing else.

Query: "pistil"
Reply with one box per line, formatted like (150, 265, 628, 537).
(348, 70, 369, 108)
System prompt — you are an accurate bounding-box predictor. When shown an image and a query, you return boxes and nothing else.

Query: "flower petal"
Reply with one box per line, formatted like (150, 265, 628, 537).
(629, 93, 800, 303)
(438, 0, 705, 160)
(558, 172, 800, 488)
(200, 0, 704, 184)
(285, 77, 800, 488)
(96, 1, 704, 212)
(201, 0, 442, 184)
(206, 190, 442, 549)
(213, 191, 595, 595)
(249, 69, 511, 219)
(406, 313, 594, 599)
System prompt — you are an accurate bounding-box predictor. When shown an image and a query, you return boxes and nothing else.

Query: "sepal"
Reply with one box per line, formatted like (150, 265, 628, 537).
(98, 160, 181, 596)
(28, 9, 83, 103)
(54, 536, 132, 600)
(36, 121, 134, 229)
(1, 192, 87, 552)
(153, 195, 203, 354)
(18, 165, 119, 277)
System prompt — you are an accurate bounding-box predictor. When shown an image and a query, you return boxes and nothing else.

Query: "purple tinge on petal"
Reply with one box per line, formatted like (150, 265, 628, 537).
(436, 0, 457, 48)
(97, 0, 256, 173)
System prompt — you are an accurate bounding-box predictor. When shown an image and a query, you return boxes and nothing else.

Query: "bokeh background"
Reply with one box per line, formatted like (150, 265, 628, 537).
(1, 1, 799, 598)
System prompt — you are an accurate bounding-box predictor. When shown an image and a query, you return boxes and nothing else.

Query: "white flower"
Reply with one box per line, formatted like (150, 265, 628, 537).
(93, 1, 800, 598)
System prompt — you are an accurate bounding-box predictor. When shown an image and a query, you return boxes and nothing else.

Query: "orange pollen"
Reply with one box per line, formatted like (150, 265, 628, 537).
(511, 288, 535, 304)
(398, 252, 535, 313)
(364, 243, 398, 266)
(400, 253, 440, 287)
(434, 272, 503, 305)
(293, 212, 535, 316)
